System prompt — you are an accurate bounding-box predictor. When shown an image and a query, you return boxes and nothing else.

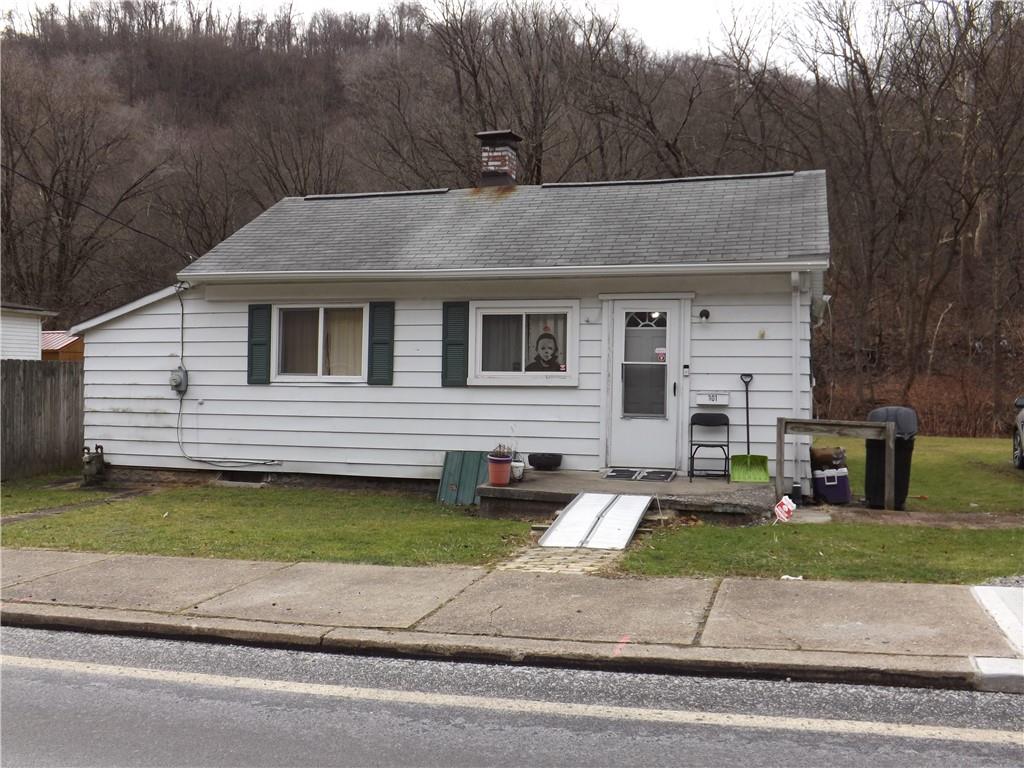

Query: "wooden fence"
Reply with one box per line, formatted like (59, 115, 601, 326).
(1, 360, 84, 480)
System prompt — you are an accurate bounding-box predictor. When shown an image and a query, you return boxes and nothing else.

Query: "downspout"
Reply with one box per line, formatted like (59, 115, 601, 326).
(791, 271, 803, 491)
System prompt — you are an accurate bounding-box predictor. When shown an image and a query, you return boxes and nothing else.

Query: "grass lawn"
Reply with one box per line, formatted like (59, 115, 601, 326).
(818, 436, 1023, 513)
(0, 474, 119, 517)
(620, 522, 1023, 583)
(0, 486, 530, 566)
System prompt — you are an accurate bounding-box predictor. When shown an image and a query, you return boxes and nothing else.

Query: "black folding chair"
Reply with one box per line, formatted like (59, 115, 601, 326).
(688, 412, 730, 482)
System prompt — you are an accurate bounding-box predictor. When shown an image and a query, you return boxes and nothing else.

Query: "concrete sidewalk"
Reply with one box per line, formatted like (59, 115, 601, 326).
(1, 548, 1021, 693)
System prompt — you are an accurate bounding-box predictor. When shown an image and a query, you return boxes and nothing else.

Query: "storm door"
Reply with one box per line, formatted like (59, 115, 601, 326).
(607, 301, 681, 468)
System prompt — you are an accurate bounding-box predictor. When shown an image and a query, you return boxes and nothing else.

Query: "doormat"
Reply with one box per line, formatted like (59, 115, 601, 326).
(638, 469, 676, 482)
(604, 468, 639, 479)
(604, 468, 676, 482)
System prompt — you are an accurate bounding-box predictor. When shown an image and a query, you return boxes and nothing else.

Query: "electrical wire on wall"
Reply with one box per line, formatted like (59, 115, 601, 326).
(173, 281, 279, 468)
(8, 159, 277, 469)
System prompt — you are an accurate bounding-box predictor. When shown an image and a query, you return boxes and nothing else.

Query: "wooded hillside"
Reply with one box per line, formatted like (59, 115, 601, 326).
(3, 0, 1021, 435)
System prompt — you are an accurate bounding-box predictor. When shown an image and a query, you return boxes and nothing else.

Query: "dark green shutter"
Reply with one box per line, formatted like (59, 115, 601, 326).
(247, 304, 272, 384)
(367, 302, 395, 385)
(442, 301, 469, 387)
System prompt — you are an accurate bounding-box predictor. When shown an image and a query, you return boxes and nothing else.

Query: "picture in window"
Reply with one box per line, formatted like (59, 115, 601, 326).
(479, 312, 568, 374)
(525, 314, 566, 372)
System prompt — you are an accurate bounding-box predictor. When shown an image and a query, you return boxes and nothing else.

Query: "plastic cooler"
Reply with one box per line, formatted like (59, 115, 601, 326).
(812, 468, 851, 504)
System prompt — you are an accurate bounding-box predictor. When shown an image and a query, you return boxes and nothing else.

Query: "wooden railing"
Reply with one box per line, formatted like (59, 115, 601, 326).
(776, 417, 897, 510)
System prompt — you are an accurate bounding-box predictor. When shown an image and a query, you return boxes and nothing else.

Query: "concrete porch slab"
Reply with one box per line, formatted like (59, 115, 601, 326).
(478, 470, 775, 522)
(191, 562, 486, 629)
(417, 570, 717, 644)
(1, 554, 284, 613)
(1, 549, 112, 588)
(701, 579, 1019, 657)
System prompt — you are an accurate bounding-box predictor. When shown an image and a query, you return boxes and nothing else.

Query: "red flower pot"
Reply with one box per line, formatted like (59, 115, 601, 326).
(487, 455, 513, 486)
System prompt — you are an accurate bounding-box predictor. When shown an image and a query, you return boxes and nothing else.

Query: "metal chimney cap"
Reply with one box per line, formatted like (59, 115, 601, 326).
(475, 129, 523, 147)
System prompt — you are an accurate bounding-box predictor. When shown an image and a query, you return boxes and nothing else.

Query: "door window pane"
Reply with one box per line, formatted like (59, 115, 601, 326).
(625, 327, 667, 363)
(623, 364, 666, 416)
(323, 308, 362, 376)
(624, 310, 667, 363)
(481, 315, 522, 371)
(280, 309, 318, 374)
(625, 311, 667, 328)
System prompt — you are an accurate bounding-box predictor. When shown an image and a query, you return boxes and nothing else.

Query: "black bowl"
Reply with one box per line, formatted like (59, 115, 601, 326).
(528, 453, 562, 471)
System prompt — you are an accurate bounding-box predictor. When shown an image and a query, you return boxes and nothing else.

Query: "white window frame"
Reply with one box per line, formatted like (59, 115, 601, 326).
(468, 299, 580, 386)
(271, 303, 369, 384)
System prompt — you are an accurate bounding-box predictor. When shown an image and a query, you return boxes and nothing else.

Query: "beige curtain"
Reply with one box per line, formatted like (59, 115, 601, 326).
(323, 308, 363, 376)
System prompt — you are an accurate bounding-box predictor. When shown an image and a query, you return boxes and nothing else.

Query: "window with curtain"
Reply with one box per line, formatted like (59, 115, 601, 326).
(471, 302, 577, 385)
(277, 305, 365, 379)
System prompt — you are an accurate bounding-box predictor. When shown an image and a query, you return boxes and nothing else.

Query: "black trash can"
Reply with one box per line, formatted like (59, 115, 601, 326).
(865, 406, 918, 509)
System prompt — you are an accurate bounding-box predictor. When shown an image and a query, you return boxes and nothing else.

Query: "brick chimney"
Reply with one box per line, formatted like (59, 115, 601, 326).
(476, 129, 522, 187)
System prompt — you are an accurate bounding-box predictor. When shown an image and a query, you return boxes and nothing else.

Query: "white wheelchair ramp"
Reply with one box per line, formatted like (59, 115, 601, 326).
(539, 493, 652, 550)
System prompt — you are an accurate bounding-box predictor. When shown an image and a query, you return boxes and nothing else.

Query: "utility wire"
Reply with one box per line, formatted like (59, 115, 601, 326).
(6, 163, 277, 468)
(171, 281, 277, 469)
(5, 164, 276, 467)
(0, 161, 190, 259)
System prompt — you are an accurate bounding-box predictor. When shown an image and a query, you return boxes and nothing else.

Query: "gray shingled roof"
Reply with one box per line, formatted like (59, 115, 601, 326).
(179, 170, 828, 278)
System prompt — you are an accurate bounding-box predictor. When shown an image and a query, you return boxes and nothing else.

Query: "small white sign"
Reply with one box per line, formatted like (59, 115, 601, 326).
(695, 391, 730, 406)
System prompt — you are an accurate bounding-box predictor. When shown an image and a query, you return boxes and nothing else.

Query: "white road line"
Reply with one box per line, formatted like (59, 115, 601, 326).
(3, 655, 1021, 747)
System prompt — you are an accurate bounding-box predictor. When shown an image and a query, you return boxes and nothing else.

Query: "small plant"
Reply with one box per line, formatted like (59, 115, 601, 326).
(489, 443, 513, 459)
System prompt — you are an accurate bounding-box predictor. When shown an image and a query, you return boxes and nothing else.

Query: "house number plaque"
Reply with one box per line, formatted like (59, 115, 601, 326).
(695, 391, 730, 406)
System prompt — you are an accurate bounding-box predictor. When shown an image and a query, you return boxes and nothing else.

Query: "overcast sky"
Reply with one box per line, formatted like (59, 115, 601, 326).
(231, 0, 785, 58)
(4, 0, 795, 62)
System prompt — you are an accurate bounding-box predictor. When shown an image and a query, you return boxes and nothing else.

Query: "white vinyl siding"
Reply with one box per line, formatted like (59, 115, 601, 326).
(688, 292, 812, 484)
(81, 274, 814, 482)
(82, 292, 603, 478)
(1, 312, 43, 360)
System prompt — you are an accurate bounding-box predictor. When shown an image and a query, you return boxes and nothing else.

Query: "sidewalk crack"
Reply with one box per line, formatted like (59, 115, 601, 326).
(691, 578, 723, 647)
(178, 561, 298, 614)
(408, 568, 490, 630)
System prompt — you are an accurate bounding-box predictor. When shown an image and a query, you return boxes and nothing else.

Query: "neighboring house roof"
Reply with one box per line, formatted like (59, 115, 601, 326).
(70, 285, 180, 336)
(1, 303, 58, 317)
(41, 331, 80, 351)
(179, 170, 829, 282)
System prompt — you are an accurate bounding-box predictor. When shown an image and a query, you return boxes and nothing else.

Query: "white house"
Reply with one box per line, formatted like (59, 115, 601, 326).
(1, 303, 57, 360)
(71, 131, 829, 488)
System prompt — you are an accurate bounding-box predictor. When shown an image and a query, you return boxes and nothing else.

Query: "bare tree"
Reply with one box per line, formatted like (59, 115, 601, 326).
(155, 130, 256, 262)
(1, 50, 165, 321)
(233, 87, 348, 207)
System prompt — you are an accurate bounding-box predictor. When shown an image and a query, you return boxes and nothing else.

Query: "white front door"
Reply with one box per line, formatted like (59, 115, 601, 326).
(608, 301, 681, 468)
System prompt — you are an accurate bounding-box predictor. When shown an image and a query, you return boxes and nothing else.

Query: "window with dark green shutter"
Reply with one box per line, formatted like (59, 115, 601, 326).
(442, 302, 469, 387)
(247, 304, 272, 384)
(367, 302, 395, 385)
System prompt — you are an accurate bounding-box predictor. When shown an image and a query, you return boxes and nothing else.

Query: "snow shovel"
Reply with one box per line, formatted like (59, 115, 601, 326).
(733, 373, 770, 483)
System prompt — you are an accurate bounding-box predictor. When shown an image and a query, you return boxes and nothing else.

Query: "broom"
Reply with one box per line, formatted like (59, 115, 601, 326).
(733, 373, 770, 483)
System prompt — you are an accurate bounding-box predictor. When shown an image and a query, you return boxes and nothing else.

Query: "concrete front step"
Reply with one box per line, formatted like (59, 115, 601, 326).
(478, 472, 775, 524)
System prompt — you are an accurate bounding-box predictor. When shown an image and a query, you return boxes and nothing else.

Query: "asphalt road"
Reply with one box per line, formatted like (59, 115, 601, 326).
(2, 627, 1021, 767)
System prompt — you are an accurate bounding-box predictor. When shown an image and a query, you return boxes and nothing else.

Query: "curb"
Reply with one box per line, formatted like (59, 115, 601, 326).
(0, 603, 991, 692)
